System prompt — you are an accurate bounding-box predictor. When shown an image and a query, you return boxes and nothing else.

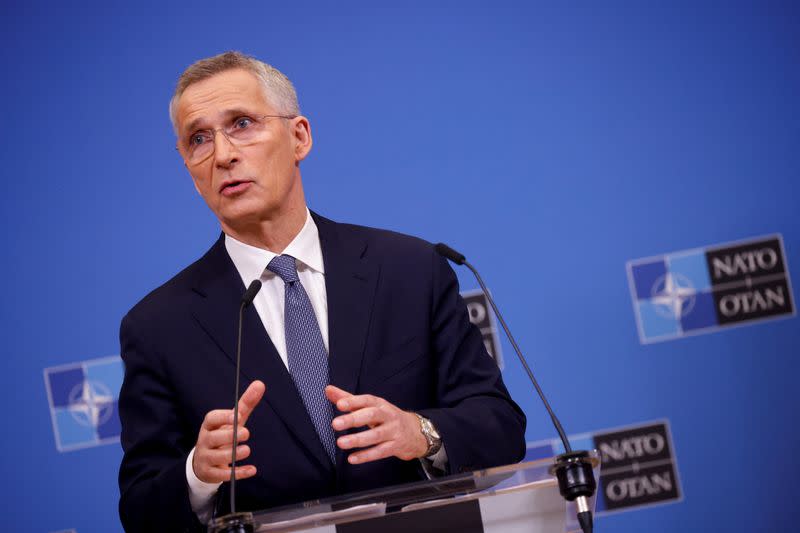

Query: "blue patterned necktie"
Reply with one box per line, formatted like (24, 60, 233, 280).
(267, 254, 337, 464)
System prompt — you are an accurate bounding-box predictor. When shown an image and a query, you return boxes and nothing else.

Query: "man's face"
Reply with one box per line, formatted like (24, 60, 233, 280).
(174, 69, 311, 230)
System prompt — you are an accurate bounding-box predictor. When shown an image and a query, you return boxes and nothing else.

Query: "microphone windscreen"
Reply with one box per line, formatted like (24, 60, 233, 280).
(434, 243, 466, 265)
(241, 279, 263, 307)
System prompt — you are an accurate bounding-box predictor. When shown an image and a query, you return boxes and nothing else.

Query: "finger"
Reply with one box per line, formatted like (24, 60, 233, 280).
(205, 444, 251, 467)
(202, 409, 235, 430)
(237, 380, 266, 425)
(325, 385, 352, 405)
(203, 464, 258, 483)
(348, 441, 394, 465)
(332, 393, 380, 413)
(337, 426, 387, 450)
(333, 406, 383, 431)
(205, 426, 250, 449)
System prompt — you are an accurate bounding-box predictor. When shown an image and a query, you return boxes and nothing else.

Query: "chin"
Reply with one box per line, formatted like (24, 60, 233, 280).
(221, 203, 278, 228)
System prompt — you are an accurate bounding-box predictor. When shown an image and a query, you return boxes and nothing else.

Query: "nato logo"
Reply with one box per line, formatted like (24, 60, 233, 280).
(43, 356, 123, 452)
(627, 235, 795, 343)
(462, 289, 504, 368)
(526, 420, 682, 515)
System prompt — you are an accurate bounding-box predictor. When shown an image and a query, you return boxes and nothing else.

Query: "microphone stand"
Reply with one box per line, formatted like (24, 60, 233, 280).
(209, 280, 262, 533)
(435, 243, 598, 533)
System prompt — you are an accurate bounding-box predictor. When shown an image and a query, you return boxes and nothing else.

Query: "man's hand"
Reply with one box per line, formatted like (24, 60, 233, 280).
(325, 385, 428, 464)
(193, 380, 266, 483)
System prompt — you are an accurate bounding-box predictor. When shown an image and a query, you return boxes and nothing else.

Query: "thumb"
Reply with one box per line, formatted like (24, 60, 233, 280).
(325, 384, 352, 405)
(237, 380, 266, 425)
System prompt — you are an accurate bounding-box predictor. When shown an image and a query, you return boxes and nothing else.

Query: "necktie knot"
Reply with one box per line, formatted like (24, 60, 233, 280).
(267, 254, 299, 284)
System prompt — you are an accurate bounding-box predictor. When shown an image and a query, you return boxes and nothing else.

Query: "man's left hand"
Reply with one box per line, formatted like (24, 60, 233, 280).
(325, 385, 429, 464)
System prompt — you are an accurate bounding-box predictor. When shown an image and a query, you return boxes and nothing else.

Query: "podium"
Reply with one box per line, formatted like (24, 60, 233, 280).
(243, 454, 600, 533)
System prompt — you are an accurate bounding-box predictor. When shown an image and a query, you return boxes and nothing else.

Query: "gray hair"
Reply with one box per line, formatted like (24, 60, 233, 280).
(169, 51, 300, 133)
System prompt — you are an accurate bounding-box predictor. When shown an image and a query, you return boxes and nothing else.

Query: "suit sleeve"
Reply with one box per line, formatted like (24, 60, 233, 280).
(416, 249, 527, 474)
(118, 312, 205, 533)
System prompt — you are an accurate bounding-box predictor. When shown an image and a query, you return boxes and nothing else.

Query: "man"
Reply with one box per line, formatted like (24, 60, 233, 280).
(118, 51, 526, 532)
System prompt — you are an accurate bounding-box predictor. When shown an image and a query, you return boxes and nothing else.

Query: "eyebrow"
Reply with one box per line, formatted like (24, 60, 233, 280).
(182, 108, 259, 136)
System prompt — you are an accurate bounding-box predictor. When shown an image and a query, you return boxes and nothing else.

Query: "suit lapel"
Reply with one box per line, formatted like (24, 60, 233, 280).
(189, 235, 333, 473)
(313, 213, 379, 398)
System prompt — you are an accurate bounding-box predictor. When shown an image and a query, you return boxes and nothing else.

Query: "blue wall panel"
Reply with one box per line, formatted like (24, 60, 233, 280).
(1, 1, 798, 531)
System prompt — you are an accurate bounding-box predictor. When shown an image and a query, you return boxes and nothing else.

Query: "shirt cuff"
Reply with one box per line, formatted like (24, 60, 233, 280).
(419, 443, 448, 478)
(186, 447, 222, 523)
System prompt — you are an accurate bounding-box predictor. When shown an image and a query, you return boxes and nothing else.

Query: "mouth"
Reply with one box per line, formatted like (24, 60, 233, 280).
(219, 179, 254, 196)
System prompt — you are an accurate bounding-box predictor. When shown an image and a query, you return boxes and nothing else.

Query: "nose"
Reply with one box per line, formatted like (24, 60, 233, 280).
(213, 129, 239, 168)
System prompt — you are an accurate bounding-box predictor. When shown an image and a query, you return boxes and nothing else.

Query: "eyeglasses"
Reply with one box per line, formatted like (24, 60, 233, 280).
(178, 114, 296, 165)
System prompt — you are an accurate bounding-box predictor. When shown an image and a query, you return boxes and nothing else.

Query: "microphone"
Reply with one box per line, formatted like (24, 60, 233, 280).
(210, 279, 262, 533)
(435, 243, 597, 533)
(241, 280, 262, 308)
(231, 280, 262, 509)
(434, 242, 466, 265)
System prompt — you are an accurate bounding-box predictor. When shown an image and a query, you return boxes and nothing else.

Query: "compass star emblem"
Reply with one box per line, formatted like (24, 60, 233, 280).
(67, 380, 115, 428)
(650, 273, 697, 320)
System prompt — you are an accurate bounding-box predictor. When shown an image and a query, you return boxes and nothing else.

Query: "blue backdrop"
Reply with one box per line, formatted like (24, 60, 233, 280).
(2, 1, 798, 531)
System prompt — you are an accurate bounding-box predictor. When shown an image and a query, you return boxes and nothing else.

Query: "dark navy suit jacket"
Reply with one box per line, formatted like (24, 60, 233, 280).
(118, 213, 526, 532)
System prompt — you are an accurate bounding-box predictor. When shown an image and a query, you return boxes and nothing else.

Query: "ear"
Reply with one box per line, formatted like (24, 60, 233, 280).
(292, 116, 313, 162)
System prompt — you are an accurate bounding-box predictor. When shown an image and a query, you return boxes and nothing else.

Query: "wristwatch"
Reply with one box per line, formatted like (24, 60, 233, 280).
(415, 413, 442, 457)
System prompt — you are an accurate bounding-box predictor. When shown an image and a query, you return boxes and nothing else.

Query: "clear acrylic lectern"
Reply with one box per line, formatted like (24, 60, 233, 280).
(245, 453, 599, 533)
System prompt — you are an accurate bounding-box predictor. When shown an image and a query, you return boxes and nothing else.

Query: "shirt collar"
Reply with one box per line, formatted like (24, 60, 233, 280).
(224, 209, 325, 283)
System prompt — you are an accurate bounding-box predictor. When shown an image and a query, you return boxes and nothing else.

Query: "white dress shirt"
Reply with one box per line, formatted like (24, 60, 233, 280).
(224, 210, 330, 367)
(186, 209, 445, 523)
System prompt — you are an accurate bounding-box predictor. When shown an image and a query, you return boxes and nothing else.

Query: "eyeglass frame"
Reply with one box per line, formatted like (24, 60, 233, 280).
(175, 114, 298, 165)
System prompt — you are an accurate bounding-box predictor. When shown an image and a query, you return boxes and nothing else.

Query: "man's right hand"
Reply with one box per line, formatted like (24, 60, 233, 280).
(192, 380, 266, 484)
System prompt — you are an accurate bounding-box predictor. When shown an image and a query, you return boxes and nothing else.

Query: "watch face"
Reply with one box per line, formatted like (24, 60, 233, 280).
(424, 418, 440, 441)
(417, 414, 441, 453)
